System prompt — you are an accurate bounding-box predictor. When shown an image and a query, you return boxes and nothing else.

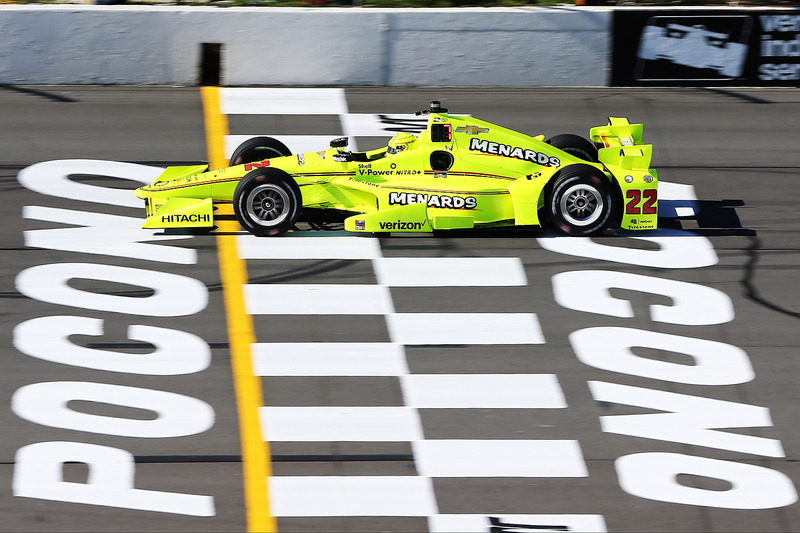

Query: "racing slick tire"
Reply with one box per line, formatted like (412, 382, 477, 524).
(547, 165, 613, 236)
(233, 168, 302, 236)
(545, 134, 599, 162)
(229, 136, 292, 166)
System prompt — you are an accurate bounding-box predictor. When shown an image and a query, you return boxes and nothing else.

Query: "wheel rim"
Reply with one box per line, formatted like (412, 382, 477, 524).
(559, 183, 604, 227)
(245, 184, 291, 226)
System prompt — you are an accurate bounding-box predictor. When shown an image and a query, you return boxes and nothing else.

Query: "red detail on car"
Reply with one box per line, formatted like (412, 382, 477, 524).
(244, 161, 270, 171)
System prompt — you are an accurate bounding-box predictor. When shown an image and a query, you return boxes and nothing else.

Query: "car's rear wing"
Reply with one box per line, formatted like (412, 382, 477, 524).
(590, 117, 643, 148)
(590, 117, 652, 171)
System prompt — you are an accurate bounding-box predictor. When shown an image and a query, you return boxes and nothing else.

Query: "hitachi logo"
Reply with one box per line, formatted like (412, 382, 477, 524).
(161, 214, 211, 223)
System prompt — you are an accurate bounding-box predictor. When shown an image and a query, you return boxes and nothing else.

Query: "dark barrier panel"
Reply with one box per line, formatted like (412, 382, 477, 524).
(612, 9, 800, 86)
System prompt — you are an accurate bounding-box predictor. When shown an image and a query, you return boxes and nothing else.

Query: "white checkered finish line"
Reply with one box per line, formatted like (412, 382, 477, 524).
(223, 89, 606, 532)
(239, 235, 600, 531)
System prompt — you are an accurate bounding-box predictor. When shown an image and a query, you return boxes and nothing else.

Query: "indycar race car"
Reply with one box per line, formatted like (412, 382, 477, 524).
(135, 101, 658, 236)
(638, 21, 748, 78)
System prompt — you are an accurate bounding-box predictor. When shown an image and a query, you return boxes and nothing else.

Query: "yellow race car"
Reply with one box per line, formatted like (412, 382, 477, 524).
(135, 101, 658, 236)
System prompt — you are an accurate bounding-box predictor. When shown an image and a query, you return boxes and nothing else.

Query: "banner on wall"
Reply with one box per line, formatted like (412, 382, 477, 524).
(612, 9, 800, 86)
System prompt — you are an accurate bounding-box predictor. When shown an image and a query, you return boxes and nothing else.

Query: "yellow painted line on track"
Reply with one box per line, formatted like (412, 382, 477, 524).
(202, 86, 277, 533)
(202, 86, 231, 173)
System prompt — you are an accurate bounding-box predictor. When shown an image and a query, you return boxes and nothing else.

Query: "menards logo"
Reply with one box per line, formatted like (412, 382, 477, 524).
(389, 191, 477, 210)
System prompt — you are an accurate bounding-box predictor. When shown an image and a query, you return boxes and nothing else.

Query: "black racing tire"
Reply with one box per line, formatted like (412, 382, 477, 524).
(546, 134, 599, 163)
(547, 166, 613, 236)
(229, 136, 292, 166)
(233, 168, 302, 237)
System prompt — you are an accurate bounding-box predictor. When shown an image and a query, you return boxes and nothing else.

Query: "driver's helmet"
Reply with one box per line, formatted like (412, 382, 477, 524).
(386, 132, 418, 155)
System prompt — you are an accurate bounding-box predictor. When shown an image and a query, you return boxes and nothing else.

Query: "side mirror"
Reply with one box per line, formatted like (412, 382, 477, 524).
(330, 137, 349, 150)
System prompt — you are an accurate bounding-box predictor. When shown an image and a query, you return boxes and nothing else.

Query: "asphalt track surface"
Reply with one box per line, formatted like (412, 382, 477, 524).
(1, 85, 799, 532)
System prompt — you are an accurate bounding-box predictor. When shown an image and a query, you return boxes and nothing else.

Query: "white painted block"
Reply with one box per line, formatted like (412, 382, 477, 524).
(219, 87, 348, 115)
(252, 342, 408, 376)
(373, 257, 527, 287)
(244, 284, 394, 315)
(659, 181, 698, 202)
(269, 476, 438, 517)
(260, 406, 423, 442)
(236, 235, 382, 260)
(413, 440, 588, 478)
(400, 374, 566, 409)
(387, 313, 545, 345)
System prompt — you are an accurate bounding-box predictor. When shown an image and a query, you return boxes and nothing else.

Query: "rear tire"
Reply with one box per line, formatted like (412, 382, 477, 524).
(229, 136, 292, 166)
(233, 169, 301, 236)
(547, 166, 613, 236)
(546, 134, 599, 163)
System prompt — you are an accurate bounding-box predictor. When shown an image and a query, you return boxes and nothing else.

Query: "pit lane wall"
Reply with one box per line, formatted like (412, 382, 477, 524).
(1, 5, 798, 87)
(0, 5, 609, 87)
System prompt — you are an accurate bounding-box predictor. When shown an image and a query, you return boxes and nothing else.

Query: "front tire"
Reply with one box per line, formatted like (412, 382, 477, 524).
(547, 167, 613, 236)
(233, 169, 301, 236)
(229, 136, 292, 166)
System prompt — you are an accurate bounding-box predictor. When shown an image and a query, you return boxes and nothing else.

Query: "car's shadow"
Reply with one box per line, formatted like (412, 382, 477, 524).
(656, 199, 756, 237)
(180, 198, 756, 239)
(428, 198, 756, 239)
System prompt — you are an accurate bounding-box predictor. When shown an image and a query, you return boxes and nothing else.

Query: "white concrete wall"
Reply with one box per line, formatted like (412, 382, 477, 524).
(0, 6, 611, 87)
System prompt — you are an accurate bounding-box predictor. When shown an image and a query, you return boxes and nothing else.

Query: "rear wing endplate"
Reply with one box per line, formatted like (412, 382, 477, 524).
(598, 145, 653, 171)
(590, 117, 651, 171)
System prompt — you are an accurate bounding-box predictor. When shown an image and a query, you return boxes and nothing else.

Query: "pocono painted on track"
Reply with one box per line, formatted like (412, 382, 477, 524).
(14, 160, 215, 516)
(4, 86, 799, 533)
